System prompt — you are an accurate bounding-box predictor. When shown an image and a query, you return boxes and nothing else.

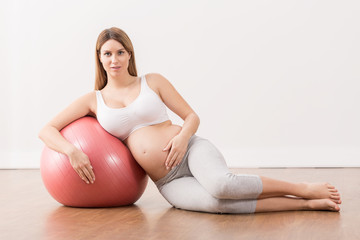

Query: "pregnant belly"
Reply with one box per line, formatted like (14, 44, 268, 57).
(124, 120, 182, 181)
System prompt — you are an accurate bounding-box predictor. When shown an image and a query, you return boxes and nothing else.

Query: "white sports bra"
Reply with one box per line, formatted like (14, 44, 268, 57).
(96, 75, 170, 140)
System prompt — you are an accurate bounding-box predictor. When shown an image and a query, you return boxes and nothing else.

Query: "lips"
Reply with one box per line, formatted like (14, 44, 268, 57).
(111, 66, 121, 70)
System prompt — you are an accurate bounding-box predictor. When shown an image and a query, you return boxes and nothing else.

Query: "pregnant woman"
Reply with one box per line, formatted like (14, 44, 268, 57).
(39, 27, 341, 214)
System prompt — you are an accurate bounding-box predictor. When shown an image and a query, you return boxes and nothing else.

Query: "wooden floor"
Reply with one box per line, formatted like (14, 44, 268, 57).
(0, 168, 359, 240)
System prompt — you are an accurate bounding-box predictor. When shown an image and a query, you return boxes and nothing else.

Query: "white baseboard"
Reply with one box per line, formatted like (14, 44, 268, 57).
(0, 151, 42, 169)
(1, 146, 359, 169)
(220, 146, 360, 168)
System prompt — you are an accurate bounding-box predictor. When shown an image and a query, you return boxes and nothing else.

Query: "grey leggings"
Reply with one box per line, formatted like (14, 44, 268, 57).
(155, 135, 263, 214)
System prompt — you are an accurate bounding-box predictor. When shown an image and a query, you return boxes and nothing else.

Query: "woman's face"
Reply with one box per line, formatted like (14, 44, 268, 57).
(99, 39, 131, 77)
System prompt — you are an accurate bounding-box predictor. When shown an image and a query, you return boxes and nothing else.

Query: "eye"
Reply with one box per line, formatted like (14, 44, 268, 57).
(118, 51, 125, 55)
(104, 52, 111, 56)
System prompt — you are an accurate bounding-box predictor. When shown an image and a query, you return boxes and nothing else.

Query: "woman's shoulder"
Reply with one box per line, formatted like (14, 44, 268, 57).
(144, 73, 170, 86)
(143, 73, 177, 96)
(144, 72, 163, 80)
(78, 91, 97, 115)
(144, 72, 160, 76)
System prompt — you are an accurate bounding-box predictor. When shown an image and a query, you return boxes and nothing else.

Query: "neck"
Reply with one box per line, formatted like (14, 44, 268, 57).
(106, 72, 136, 89)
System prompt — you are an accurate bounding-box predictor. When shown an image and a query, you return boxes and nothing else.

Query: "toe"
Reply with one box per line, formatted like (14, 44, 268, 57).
(331, 195, 341, 200)
(328, 201, 340, 211)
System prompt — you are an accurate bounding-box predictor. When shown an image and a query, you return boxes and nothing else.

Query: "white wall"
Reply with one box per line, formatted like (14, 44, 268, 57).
(1, 0, 359, 168)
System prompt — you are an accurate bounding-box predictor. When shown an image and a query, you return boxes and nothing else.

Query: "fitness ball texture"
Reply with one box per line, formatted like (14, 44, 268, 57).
(40, 116, 148, 207)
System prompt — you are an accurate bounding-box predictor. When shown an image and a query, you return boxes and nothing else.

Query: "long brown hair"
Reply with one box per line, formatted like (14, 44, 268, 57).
(94, 27, 138, 90)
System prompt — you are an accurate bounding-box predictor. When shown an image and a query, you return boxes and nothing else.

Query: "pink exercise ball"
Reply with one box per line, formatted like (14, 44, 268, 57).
(40, 116, 148, 207)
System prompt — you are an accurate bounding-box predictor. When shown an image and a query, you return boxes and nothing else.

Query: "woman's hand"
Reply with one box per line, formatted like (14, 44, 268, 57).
(68, 148, 95, 184)
(163, 134, 189, 170)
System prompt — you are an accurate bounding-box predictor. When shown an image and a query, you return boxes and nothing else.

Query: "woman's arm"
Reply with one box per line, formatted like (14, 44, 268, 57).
(38, 92, 97, 184)
(146, 73, 200, 169)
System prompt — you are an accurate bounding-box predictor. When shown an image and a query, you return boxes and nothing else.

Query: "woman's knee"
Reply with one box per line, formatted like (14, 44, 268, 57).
(205, 174, 263, 200)
(161, 186, 222, 213)
(205, 176, 233, 199)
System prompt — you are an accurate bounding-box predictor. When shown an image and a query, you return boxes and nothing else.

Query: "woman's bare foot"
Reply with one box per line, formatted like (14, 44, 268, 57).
(307, 199, 340, 212)
(255, 196, 341, 213)
(301, 182, 341, 203)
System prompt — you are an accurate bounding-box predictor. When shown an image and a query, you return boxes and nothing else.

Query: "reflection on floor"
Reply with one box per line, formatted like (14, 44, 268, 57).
(0, 168, 358, 240)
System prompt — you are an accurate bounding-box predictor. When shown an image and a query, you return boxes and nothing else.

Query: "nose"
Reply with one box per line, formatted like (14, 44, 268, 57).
(111, 55, 118, 64)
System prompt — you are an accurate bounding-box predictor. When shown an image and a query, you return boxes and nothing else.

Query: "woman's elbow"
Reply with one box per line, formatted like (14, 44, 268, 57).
(192, 112, 200, 125)
(38, 124, 53, 141)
